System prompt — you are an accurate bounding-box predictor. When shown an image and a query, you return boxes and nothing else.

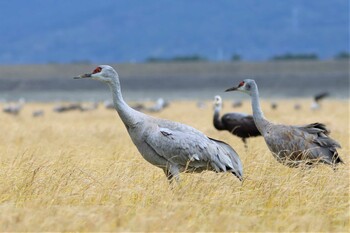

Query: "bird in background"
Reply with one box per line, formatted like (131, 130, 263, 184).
(32, 110, 44, 117)
(270, 102, 278, 110)
(213, 95, 261, 147)
(3, 98, 25, 116)
(74, 65, 243, 183)
(311, 92, 329, 110)
(225, 79, 343, 168)
(232, 100, 242, 108)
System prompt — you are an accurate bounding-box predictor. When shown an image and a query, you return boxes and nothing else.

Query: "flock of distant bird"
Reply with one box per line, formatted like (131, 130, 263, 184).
(2, 97, 170, 117)
(68, 65, 343, 183)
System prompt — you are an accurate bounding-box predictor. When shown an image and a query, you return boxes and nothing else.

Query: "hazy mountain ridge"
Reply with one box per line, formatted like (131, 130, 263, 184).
(1, 0, 348, 63)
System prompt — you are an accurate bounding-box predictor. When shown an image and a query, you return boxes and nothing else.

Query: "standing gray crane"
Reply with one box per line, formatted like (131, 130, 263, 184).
(225, 79, 343, 168)
(74, 65, 243, 182)
(213, 95, 261, 147)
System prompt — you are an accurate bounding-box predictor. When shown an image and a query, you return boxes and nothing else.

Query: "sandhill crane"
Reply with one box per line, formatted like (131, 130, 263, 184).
(74, 65, 243, 182)
(311, 92, 329, 110)
(53, 103, 82, 113)
(3, 98, 25, 115)
(213, 96, 261, 147)
(225, 79, 343, 168)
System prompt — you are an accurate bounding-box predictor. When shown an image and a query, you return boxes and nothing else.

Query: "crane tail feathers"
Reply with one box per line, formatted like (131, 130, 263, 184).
(208, 137, 243, 181)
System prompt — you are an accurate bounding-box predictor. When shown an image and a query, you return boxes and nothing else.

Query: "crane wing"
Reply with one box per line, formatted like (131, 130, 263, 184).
(222, 113, 260, 135)
(264, 124, 342, 165)
(144, 126, 243, 179)
(222, 113, 248, 122)
(222, 113, 256, 126)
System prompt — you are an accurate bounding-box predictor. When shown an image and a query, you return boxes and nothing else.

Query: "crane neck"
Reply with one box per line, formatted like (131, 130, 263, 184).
(107, 76, 140, 127)
(214, 104, 222, 115)
(250, 82, 269, 134)
(213, 105, 225, 130)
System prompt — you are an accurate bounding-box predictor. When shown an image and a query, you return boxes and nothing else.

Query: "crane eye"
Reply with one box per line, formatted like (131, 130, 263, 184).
(238, 81, 245, 87)
(92, 67, 102, 74)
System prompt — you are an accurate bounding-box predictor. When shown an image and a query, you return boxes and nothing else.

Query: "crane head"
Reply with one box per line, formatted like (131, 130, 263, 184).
(73, 65, 118, 84)
(225, 79, 256, 96)
(214, 95, 222, 107)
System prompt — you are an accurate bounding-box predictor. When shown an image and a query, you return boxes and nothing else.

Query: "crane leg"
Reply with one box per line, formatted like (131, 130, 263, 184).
(242, 138, 247, 149)
(163, 166, 180, 185)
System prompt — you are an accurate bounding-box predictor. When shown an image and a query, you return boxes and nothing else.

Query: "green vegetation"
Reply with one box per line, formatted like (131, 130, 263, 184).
(146, 55, 207, 63)
(231, 54, 242, 61)
(334, 51, 350, 60)
(271, 53, 319, 61)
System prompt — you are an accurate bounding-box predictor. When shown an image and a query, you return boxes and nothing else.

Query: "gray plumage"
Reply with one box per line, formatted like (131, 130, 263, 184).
(53, 103, 81, 113)
(74, 65, 243, 182)
(32, 110, 44, 117)
(225, 79, 343, 168)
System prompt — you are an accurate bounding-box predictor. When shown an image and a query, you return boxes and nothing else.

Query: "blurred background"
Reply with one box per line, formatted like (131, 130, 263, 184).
(0, 0, 349, 101)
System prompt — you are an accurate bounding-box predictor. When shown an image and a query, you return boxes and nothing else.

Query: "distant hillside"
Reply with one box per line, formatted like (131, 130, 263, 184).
(0, 0, 349, 64)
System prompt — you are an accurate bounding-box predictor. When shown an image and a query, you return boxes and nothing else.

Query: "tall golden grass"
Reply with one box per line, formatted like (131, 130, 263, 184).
(0, 99, 348, 232)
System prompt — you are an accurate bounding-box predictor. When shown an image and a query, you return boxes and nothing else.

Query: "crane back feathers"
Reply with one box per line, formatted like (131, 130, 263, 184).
(264, 122, 343, 166)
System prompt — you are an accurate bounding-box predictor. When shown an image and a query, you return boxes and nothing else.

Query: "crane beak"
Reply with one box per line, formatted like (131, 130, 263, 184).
(73, 73, 92, 79)
(225, 86, 238, 92)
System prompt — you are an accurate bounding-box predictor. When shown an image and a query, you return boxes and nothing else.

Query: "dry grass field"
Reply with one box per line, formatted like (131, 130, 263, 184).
(0, 99, 348, 232)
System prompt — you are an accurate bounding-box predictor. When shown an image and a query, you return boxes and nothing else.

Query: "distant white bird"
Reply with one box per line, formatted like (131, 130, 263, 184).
(147, 98, 169, 112)
(225, 79, 343, 168)
(74, 65, 243, 183)
(3, 98, 25, 115)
